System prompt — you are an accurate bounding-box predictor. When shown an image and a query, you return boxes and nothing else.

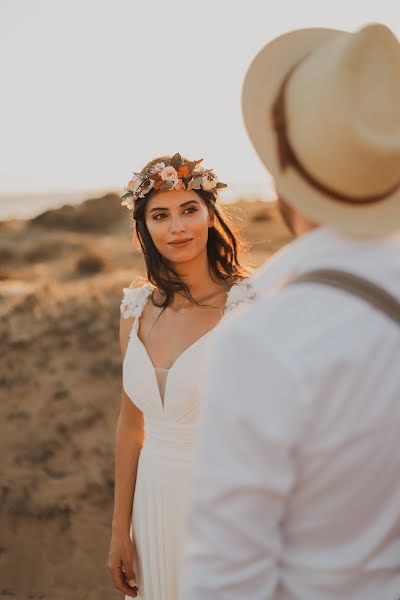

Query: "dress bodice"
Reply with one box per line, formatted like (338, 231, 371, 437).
(120, 281, 255, 424)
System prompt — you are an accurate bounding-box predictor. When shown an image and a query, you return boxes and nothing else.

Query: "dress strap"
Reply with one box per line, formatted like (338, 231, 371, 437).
(224, 279, 256, 314)
(120, 284, 153, 333)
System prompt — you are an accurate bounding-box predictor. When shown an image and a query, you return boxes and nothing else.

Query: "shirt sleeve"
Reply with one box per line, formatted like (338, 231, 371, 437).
(180, 318, 309, 600)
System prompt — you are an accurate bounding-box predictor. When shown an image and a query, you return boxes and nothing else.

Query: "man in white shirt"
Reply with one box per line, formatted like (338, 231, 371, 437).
(181, 23, 400, 600)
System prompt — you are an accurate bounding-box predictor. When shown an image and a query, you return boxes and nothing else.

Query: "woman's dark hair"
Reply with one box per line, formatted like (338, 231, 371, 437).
(132, 156, 250, 308)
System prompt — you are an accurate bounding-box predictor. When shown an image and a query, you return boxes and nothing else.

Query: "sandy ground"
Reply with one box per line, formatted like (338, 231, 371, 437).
(0, 194, 292, 599)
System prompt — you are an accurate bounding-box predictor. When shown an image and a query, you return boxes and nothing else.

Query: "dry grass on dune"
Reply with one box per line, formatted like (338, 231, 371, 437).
(0, 193, 292, 599)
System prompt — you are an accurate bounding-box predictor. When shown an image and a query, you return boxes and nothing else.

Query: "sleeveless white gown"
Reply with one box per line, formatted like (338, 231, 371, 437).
(120, 281, 255, 600)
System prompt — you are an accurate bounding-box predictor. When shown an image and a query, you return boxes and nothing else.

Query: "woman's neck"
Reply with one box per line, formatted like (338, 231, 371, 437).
(170, 251, 223, 302)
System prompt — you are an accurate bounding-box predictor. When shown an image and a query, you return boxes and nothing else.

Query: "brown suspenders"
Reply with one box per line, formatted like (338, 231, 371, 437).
(286, 269, 400, 327)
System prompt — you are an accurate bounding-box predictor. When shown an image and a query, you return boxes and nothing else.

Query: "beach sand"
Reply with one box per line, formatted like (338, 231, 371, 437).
(0, 193, 292, 599)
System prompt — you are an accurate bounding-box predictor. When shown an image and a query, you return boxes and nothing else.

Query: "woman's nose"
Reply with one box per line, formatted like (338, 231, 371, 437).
(169, 216, 186, 233)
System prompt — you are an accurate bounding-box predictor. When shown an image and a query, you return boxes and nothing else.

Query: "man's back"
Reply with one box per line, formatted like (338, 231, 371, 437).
(182, 227, 400, 599)
(256, 229, 399, 596)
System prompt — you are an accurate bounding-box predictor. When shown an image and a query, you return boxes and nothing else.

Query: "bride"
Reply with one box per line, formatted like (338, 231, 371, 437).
(107, 154, 255, 599)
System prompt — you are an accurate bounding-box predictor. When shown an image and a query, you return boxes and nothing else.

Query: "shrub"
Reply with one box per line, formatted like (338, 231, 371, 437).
(251, 208, 273, 223)
(0, 267, 14, 280)
(0, 248, 14, 264)
(75, 250, 109, 275)
(24, 240, 64, 262)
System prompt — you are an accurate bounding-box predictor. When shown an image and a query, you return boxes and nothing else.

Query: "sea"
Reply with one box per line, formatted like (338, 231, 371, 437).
(0, 183, 273, 221)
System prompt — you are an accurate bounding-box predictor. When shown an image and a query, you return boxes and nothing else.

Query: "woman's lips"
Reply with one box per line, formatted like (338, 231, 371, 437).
(168, 238, 193, 246)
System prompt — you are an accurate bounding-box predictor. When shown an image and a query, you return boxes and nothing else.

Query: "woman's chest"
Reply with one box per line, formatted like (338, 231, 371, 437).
(139, 303, 223, 369)
(124, 329, 212, 421)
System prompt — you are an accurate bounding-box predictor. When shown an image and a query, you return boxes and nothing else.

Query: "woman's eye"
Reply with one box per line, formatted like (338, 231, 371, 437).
(184, 207, 197, 214)
(153, 213, 168, 220)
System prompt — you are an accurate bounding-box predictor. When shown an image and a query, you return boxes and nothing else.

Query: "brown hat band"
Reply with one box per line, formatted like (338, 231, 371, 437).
(271, 61, 400, 205)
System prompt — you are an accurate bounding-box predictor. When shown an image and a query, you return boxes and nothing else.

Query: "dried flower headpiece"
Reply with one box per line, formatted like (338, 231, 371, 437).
(121, 153, 227, 210)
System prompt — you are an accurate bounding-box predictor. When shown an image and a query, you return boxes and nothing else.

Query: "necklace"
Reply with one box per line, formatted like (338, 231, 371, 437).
(174, 286, 228, 312)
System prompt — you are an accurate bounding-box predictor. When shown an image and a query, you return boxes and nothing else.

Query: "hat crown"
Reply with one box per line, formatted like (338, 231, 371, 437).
(349, 24, 400, 144)
(285, 23, 400, 199)
(241, 23, 400, 237)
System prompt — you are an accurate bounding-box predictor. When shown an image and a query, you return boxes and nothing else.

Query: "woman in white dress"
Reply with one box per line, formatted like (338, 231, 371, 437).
(107, 154, 255, 599)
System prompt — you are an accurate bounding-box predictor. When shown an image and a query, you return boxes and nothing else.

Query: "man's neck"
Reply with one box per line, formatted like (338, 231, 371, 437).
(295, 220, 319, 238)
(277, 196, 318, 237)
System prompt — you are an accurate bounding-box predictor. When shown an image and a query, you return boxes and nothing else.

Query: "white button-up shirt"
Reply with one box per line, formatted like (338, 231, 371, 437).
(181, 226, 400, 600)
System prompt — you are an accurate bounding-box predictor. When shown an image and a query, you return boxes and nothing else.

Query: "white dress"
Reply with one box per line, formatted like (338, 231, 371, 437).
(120, 281, 255, 600)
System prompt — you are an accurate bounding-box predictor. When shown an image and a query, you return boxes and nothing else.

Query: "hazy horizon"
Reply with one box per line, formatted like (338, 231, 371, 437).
(1, 0, 399, 196)
(0, 182, 274, 220)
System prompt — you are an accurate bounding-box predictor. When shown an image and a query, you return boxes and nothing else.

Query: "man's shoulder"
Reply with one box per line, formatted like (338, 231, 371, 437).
(217, 273, 394, 371)
(217, 225, 400, 364)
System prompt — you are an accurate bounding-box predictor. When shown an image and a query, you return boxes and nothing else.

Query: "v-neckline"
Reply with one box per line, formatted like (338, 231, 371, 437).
(133, 325, 217, 412)
(132, 288, 230, 412)
(135, 323, 217, 373)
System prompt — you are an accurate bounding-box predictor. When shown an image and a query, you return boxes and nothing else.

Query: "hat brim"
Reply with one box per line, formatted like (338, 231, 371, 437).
(242, 27, 400, 239)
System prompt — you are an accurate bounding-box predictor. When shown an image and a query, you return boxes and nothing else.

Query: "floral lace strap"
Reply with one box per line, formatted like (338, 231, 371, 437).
(120, 284, 153, 331)
(224, 280, 257, 314)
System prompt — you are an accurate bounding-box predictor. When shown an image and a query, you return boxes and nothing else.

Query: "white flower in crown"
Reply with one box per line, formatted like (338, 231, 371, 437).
(173, 179, 185, 191)
(193, 164, 203, 175)
(201, 172, 219, 191)
(149, 162, 166, 175)
(128, 175, 143, 194)
(121, 197, 135, 210)
(160, 166, 178, 181)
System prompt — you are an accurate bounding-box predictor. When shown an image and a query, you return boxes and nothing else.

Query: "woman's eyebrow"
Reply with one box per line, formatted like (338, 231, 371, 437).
(180, 200, 200, 208)
(149, 205, 169, 213)
(149, 199, 200, 213)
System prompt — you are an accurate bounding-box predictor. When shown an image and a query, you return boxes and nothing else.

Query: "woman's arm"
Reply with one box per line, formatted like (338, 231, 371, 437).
(111, 386, 144, 534)
(107, 313, 144, 598)
(112, 312, 144, 532)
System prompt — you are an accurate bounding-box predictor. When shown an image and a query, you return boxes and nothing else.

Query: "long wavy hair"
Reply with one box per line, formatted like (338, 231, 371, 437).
(131, 156, 250, 308)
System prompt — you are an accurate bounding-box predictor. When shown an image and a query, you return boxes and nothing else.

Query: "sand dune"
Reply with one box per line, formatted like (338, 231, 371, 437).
(0, 193, 292, 599)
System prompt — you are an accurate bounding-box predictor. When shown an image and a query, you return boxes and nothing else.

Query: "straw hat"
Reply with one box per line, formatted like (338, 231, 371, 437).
(241, 24, 400, 238)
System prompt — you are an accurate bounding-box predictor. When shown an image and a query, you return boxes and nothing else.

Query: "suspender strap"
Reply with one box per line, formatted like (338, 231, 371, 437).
(287, 269, 400, 327)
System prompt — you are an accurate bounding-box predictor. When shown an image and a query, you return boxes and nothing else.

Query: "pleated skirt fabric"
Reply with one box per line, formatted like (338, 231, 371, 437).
(126, 423, 194, 600)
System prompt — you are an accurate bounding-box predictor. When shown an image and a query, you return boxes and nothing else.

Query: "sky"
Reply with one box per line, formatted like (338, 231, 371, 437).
(0, 0, 399, 195)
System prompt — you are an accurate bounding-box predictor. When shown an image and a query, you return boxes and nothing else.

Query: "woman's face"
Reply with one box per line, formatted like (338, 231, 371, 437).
(144, 190, 213, 264)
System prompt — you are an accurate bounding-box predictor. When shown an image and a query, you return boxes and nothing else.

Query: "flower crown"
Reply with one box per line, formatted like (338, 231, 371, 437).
(121, 153, 227, 210)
